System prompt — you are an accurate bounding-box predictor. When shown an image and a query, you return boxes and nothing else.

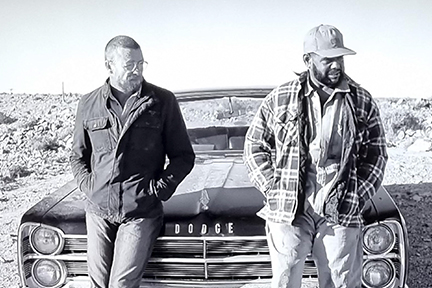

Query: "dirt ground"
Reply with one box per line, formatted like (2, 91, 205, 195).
(389, 184, 432, 288)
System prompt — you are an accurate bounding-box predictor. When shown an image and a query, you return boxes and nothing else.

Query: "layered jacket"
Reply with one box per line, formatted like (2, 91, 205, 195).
(70, 80, 195, 220)
(243, 73, 387, 227)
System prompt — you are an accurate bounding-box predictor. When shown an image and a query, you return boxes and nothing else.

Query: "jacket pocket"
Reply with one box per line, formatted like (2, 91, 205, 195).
(84, 117, 113, 153)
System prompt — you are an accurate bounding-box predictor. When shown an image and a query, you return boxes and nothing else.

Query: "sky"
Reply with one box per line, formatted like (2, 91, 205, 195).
(0, 0, 431, 98)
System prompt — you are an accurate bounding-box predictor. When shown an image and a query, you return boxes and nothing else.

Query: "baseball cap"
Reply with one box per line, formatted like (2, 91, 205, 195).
(304, 24, 356, 57)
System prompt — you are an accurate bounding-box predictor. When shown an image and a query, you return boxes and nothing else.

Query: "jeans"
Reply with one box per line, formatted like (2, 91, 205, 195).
(86, 212, 163, 288)
(266, 204, 362, 288)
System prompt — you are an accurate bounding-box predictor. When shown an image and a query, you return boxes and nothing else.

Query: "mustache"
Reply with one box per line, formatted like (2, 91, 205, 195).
(127, 75, 143, 81)
(328, 69, 342, 75)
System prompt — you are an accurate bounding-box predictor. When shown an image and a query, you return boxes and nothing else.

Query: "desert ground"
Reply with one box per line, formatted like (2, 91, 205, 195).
(1, 92, 432, 287)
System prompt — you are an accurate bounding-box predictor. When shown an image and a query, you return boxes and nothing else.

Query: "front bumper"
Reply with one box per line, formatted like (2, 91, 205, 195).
(62, 277, 310, 288)
(62, 277, 409, 288)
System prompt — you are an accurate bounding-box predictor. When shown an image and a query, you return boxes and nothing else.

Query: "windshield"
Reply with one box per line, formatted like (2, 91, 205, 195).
(177, 91, 269, 152)
(179, 96, 264, 128)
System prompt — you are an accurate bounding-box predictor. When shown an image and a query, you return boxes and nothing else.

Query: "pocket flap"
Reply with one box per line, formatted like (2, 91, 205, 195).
(84, 117, 110, 131)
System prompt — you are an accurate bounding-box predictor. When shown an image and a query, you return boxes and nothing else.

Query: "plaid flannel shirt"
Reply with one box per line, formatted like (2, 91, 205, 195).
(243, 74, 388, 227)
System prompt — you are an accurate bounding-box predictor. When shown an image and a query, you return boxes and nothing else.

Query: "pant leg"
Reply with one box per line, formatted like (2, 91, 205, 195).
(266, 213, 315, 288)
(312, 220, 363, 288)
(86, 212, 118, 288)
(108, 215, 164, 288)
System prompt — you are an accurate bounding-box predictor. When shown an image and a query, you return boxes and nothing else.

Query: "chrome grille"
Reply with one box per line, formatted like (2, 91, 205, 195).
(58, 237, 318, 280)
(20, 236, 321, 280)
(207, 263, 271, 278)
(61, 237, 270, 255)
(62, 260, 318, 279)
(65, 261, 87, 276)
(24, 261, 32, 278)
(64, 237, 87, 252)
(152, 239, 204, 255)
(146, 263, 206, 278)
(22, 237, 31, 255)
(206, 239, 268, 254)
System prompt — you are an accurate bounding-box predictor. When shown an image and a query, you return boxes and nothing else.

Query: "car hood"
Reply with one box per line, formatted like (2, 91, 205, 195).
(21, 156, 399, 235)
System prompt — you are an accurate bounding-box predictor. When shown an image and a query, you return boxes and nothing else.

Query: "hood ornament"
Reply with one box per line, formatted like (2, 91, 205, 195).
(200, 189, 210, 210)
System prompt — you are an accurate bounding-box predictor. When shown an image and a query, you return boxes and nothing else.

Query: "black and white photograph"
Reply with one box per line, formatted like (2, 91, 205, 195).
(1, 1, 431, 287)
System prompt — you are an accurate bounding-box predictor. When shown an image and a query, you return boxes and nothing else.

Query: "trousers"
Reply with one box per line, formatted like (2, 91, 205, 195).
(86, 212, 163, 288)
(266, 204, 362, 288)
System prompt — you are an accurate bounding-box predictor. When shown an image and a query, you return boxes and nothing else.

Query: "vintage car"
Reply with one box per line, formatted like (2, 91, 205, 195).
(18, 88, 408, 288)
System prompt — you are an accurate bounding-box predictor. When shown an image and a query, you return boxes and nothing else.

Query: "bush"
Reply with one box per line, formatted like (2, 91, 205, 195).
(391, 112, 424, 133)
(0, 164, 33, 184)
(0, 112, 17, 125)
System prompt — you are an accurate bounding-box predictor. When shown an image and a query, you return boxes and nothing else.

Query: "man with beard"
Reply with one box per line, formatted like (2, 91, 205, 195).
(70, 35, 195, 288)
(243, 25, 387, 287)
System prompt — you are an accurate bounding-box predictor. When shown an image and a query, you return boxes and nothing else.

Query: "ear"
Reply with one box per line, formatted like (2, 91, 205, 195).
(105, 60, 113, 73)
(303, 54, 311, 68)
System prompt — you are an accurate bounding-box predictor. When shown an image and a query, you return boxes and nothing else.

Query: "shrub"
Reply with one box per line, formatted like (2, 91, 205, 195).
(0, 164, 33, 184)
(0, 111, 17, 125)
(391, 112, 423, 133)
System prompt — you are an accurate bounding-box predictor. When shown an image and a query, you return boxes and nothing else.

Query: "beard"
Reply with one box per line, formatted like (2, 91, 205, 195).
(118, 75, 143, 93)
(312, 64, 343, 88)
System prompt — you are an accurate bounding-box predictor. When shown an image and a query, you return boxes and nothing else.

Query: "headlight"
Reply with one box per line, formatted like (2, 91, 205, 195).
(362, 260, 395, 287)
(32, 259, 66, 288)
(363, 224, 395, 254)
(30, 226, 64, 255)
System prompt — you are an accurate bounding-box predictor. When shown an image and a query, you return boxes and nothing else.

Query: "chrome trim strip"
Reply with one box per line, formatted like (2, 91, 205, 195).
(64, 234, 87, 239)
(18, 223, 28, 287)
(203, 238, 208, 279)
(23, 253, 270, 264)
(396, 215, 409, 285)
(147, 235, 268, 241)
(24, 253, 87, 262)
(382, 191, 409, 286)
(363, 253, 400, 260)
(60, 235, 268, 241)
(150, 255, 272, 264)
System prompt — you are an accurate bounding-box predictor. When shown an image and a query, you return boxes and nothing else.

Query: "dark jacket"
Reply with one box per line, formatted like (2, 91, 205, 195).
(70, 80, 195, 220)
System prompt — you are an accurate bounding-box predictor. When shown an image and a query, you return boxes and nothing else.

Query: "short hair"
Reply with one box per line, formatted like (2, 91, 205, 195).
(105, 35, 141, 60)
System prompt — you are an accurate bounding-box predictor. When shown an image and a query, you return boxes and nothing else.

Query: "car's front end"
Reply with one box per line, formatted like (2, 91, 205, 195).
(17, 188, 409, 288)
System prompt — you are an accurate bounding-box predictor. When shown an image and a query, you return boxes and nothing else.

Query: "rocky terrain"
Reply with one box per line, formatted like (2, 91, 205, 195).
(1, 92, 432, 287)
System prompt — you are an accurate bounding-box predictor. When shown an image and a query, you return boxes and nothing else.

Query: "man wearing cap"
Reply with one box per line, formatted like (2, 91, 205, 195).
(243, 25, 387, 287)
